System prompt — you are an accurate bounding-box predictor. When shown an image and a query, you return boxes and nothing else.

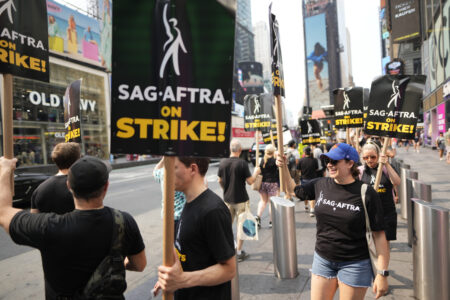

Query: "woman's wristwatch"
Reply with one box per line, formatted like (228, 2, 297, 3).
(377, 270, 389, 277)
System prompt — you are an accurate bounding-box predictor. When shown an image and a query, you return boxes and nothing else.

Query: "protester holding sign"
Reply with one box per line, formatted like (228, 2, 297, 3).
(0, 156, 146, 298)
(155, 157, 236, 299)
(359, 142, 400, 241)
(278, 143, 390, 300)
(255, 144, 279, 228)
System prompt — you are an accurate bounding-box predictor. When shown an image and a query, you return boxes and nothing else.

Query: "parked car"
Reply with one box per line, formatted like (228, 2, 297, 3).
(13, 172, 51, 208)
(248, 142, 268, 166)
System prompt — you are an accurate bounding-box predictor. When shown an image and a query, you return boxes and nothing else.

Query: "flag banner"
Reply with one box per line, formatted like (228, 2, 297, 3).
(364, 75, 426, 139)
(269, 4, 285, 97)
(64, 79, 82, 143)
(0, 0, 49, 81)
(111, 0, 235, 157)
(244, 94, 273, 131)
(300, 119, 321, 145)
(333, 87, 364, 128)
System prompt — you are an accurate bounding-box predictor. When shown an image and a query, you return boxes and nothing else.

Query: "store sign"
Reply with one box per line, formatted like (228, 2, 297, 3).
(364, 75, 426, 139)
(437, 103, 446, 132)
(111, 0, 235, 157)
(0, 0, 49, 81)
(27, 91, 96, 112)
(333, 87, 364, 128)
(390, 0, 420, 42)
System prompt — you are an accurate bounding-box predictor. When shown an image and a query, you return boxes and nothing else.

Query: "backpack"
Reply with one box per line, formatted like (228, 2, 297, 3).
(287, 151, 297, 171)
(78, 208, 127, 300)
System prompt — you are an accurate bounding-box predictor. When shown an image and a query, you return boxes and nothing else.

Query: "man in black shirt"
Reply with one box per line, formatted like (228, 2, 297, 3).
(218, 139, 259, 262)
(0, 156, 146, 299)
(156, 157, 236, 300)
(297, 146, 319, 216)
(31, 142, 80, 214)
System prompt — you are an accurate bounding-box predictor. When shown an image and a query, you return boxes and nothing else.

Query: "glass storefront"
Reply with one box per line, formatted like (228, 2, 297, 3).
(4, 58, 109, 166)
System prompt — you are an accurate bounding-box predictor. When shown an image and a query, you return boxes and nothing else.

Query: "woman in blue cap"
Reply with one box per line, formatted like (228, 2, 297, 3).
(281, 143, 390, 300)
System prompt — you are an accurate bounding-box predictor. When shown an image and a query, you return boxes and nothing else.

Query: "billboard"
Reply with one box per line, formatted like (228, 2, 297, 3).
(46, 0, 112, 70)
(238, 62, 264, 96)
(304, 12, 329, 111)
(390, 0, 420, 43)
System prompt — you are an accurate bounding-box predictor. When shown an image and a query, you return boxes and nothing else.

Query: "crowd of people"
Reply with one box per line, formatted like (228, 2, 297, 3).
(0, 129, 447, 299)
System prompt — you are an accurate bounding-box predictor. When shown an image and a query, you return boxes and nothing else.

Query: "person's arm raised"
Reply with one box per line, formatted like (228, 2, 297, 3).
(0, 157, 22, 234)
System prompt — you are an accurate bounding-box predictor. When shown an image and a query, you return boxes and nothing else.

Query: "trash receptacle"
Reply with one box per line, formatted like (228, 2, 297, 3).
(400, 168, 417, 219)
(270, 196, 298, 279)
(406, 179, 432, 247)
(412, 198, 449, 300)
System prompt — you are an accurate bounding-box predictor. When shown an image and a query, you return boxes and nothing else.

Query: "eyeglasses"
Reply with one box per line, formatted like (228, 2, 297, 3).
(324, 157, 340, 165)
(362, 155, 377, 160)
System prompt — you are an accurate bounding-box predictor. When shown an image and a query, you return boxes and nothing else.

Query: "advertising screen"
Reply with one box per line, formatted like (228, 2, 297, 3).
(304, 12, 329, 111)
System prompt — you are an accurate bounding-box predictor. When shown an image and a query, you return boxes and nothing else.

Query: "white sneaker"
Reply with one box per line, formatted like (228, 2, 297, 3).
(309, 209, 315, 217)
(440, 158, 444, 161)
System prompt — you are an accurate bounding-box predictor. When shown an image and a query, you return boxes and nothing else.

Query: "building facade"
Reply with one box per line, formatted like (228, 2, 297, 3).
(0, 1, 111, 167)
(253, 21, 272, 92)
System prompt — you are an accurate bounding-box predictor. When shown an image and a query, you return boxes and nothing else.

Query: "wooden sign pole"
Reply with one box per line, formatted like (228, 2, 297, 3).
(274, 95, 288, 195)
(162, 156, 175, 300)
(346, 127, 350, 144)
(373, 138, 389, 191)
(1, 74, 14, 194)
(255, 131, 260, 167)
(270, 130, 275, 147)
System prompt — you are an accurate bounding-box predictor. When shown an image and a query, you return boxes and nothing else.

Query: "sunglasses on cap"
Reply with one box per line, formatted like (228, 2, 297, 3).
(323, 157, 340, 166)
(362, 155, 377, 160)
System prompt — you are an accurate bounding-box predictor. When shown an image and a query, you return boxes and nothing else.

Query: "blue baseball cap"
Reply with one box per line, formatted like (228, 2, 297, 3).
(321, 143, 360, 163)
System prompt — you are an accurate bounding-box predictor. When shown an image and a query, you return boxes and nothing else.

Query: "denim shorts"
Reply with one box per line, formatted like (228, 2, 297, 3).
(311, 252, 373, 288)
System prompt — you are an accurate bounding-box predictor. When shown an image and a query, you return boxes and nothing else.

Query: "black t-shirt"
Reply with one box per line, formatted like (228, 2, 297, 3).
(297, 156, 319, 180)
(9, 207, 145, 299)
(259, 157, 279, 183)
(174, 189, 235, 300)
(360, 166, 396, 217)
(296, 177, 384, 262)
(31, 175, 75, 214)
(217, 157, 251, 204)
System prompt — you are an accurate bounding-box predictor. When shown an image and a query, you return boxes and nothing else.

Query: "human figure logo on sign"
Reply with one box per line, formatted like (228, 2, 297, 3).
(343, 91, 350, 109)
(159, 3, 187, 78)
(387, 80, 402, 108)
(0, 0, 16, 23)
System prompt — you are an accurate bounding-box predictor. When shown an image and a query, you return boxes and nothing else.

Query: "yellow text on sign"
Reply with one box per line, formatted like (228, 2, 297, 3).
(366, 121, 414, 133)
(0, 41, 46, 72)
(65, 128, 80, 142)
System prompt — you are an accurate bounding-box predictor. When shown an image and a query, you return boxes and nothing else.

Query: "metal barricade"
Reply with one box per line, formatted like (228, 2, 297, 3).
(270, 196, 298, 279)
(400, 167, 417, 219)
(406, 179, 432, 246)
(412, 198, 449, 300)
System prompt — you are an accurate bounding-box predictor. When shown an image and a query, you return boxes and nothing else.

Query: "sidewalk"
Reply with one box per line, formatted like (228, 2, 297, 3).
(124, 147, 449, 299)
(394, 146, 450, 209)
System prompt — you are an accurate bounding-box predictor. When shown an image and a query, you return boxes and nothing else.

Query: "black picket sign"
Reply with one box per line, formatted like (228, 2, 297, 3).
(269, 4, 285, 97)
(111, 0, 235, 157)
(364, 75, 426, 139)
(333, 87, 364, 128)
(300, 120, 321, 145)
(0, 0, 49, 81)
(63, 80, 82, 143)
(244, 94, 273, 131)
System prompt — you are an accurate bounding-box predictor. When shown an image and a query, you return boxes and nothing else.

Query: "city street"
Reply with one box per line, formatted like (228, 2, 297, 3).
(2, 147, 447, 299)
